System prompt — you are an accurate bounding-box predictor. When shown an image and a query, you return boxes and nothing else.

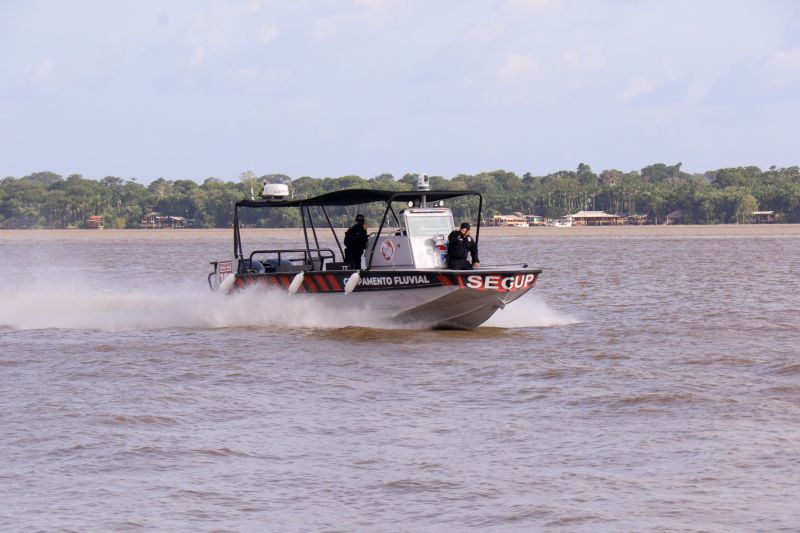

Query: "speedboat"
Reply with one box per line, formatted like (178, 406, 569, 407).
(208, 175, 542, 330)
(549, 217, 573, 227)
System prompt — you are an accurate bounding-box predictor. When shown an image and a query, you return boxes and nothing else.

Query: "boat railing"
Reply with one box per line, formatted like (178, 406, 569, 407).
(248, 248, 337, 272)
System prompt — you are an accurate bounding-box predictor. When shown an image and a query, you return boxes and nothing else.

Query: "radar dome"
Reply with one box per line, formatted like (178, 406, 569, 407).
(260, 183, 290, 200)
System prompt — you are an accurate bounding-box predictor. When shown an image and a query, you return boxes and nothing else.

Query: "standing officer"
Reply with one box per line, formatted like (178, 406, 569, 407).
(344, 214, 368, 269)
(447, 222, 480, 270)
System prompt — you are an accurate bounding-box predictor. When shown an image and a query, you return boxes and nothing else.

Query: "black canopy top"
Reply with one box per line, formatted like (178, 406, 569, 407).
(232, 187, 484, 260)
(236, 188, 479, 208)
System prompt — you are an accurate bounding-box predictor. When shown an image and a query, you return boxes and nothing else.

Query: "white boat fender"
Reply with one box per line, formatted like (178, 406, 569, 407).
(288, 271, 305, 294)
(219, 274, 237, 293)
(344, 271, 361, 294)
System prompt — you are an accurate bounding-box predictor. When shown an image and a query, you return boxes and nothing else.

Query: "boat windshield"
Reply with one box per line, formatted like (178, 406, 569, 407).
(405, 214, 453, 237)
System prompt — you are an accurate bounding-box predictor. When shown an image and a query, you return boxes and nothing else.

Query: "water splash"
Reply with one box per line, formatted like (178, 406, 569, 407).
(0, 281, 576, 332)
(483, 294, 579, 328)
(0, 284, 386, 331)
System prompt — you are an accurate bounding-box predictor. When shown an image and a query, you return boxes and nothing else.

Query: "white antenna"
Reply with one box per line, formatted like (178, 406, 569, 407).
(416, 173, 429, 207)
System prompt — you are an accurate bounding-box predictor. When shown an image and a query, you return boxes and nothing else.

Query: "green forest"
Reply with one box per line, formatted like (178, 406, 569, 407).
(2, 163, 799, 229)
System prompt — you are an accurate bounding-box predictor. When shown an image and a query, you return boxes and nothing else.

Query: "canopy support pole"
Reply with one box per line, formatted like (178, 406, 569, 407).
(306, 205, 323, 269)
(365, 201, 393, 272)
(233, 206, 242, 259)
(300, 203, 311, 266)
(321, 206, 344, 258)
(475, 194, 483, 248)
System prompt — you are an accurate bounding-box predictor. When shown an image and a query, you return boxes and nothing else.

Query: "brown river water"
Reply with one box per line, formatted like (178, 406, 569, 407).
(1, 227, 799, 531)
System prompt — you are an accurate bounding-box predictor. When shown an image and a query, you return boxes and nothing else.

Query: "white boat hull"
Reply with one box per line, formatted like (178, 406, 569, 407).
(214, 267, 540, 330)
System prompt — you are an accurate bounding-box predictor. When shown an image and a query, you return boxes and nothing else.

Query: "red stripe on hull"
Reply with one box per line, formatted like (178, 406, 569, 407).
(326, 274, 341, 291)
(303, 276, 317, 292)
(314, 275, 330, 291)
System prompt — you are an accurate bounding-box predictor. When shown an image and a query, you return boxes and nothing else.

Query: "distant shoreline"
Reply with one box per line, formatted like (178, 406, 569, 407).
(3, 224, 800, 240)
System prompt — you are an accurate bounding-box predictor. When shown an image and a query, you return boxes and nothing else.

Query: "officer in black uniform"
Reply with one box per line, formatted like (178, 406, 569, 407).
(447, 222, 480, 270)
(344, 214, 368, 269)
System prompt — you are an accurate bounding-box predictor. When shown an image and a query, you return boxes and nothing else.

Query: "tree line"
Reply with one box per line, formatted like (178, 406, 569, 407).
(1, 163, 799, 229)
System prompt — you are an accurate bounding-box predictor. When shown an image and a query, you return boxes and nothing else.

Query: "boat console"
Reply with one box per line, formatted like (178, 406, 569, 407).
(366, 208, 451, 269)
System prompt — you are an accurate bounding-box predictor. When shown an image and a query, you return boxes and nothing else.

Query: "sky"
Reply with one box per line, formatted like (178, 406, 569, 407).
(1, 0, 799, 183)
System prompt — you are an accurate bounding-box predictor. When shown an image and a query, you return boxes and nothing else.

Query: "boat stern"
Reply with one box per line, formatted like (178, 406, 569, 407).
(208, 259, 235, 292)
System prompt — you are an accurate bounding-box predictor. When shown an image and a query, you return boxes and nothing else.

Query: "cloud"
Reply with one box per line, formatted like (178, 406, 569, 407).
(312, 0, 402, 39)
(561, 47, 604, 70)
(23, 57, 56, 84)
(355, 0, 403, 24)
(563, 49, 579, 66)
(470, 23, 505, 43)
(621, 78, 658, 102)
(190, 46, 206, 67)
(505, 0, 560, 14)
(312, 14, 350, 40)
(288, 96, 322, 118)
(762, 48, 800, 87)
(686, 81, 710, 104)
(260, 24, 279, 44)
(232, 66, 261, 81)
(500, 53, 539, 83)
(38, 58, 55, 78)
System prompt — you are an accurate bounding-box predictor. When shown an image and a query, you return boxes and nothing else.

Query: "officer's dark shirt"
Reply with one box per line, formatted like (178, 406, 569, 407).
(447, 230, 479, 268)
(344, 223, 368, 267)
